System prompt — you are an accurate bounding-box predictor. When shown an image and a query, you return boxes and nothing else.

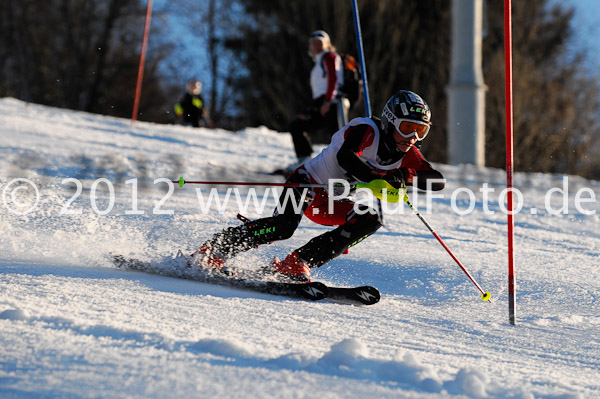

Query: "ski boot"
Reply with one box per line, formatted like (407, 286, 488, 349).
(189, 245, 236, 276)
(271, 251, 311, 283)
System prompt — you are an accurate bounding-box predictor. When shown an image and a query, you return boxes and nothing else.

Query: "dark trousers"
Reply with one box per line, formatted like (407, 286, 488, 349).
(202, 170, 382, 269)
(289, 99, 340, 159)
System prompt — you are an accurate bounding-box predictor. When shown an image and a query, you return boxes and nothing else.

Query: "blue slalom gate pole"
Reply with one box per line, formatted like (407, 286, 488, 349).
(351, 0, 383, 222)
(351, 0, 372, 117)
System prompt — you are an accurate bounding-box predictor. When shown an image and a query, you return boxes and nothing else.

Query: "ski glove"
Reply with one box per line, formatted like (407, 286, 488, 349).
(398, 167, 417, 186)
(382, 171, 405, 189)
(382, 168, 417, 189)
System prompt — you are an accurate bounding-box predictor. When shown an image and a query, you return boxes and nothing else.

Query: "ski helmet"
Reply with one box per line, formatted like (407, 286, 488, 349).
(381, 90, 431, 152)
(186, 79, 202, 95)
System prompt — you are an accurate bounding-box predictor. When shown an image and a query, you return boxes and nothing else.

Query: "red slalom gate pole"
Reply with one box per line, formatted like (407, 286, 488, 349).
(505, 0, 516, 325)
(132, 0, 153, 123)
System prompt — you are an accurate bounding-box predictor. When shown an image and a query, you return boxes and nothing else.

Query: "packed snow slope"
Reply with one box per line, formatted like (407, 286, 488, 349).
(1, 98, 599, 399)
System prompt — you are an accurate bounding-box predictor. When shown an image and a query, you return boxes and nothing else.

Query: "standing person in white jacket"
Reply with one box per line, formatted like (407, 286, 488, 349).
(282, 30, 345, 173)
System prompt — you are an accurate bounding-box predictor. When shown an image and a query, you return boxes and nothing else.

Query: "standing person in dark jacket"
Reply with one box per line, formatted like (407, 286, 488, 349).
(280, 30, 346, 173)
(192, 90, 445, 283)
(175, 79, 207, 128)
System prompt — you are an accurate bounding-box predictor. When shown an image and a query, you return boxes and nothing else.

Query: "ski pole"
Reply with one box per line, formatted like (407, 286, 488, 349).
(174, 177, 328, 189)
(173, 177, 404, 203)
(402, 195, 492, 302)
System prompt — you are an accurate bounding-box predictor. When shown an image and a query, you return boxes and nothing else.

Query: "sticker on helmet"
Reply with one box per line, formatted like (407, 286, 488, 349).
(409, 106, 430, 121)
(383, 104, 398, 123)
(400, 102, 408, 116)
(407, 92, 425, 105)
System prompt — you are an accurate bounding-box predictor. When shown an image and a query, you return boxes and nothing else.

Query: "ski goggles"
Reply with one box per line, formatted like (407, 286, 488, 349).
(392, 119, 430, 141)
(383, 104, 430, 141)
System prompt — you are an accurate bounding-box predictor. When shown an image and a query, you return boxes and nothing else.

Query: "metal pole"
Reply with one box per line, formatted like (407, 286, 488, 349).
(448, 0, 486, 166)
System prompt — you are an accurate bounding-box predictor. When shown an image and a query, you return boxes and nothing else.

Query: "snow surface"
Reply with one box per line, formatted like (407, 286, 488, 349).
(1, 97, 599, 399)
